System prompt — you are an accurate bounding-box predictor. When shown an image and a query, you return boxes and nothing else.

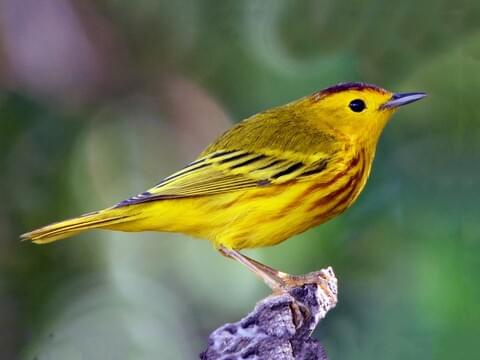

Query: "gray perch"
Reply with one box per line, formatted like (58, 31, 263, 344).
(200, 267, 338, 360)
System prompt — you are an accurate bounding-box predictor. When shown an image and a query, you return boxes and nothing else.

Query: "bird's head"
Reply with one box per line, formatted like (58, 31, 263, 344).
(307, 82, 426, 146)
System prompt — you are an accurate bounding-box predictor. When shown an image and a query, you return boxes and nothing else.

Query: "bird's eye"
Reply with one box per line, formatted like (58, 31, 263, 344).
(349, 99, 366, 112)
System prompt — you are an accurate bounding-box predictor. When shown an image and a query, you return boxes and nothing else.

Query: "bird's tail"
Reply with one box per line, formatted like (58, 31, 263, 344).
(20, 207, 139, 244)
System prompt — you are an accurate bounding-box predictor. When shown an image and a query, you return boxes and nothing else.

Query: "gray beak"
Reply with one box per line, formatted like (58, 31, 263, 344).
(381, 92, 427, 110)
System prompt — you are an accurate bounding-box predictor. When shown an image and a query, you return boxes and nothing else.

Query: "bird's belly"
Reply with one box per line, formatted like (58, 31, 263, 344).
(211, 177, 363, 249)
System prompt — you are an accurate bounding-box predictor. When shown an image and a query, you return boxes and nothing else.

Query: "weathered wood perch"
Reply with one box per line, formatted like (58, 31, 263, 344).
(200, 267, 338, 360)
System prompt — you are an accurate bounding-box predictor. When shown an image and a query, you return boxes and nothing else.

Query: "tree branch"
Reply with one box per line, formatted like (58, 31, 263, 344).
(200, 267, 338, 360)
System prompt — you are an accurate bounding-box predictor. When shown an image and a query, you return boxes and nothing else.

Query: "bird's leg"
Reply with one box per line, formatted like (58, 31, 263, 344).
(218, 245, 286, 291)
(218, 245, 317, 328)
(218, 245, 339, 328)
(218, 245, 321, 292)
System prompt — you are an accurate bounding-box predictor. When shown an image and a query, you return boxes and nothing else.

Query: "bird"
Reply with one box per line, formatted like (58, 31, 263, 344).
(21, 82, 426, 290)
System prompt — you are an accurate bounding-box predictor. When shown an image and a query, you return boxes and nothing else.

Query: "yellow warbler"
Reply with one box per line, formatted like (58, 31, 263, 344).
(21, 82, 425, 289)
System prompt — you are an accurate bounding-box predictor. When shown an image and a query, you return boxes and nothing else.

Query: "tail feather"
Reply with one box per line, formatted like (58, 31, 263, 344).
(21, 209, 134, 244)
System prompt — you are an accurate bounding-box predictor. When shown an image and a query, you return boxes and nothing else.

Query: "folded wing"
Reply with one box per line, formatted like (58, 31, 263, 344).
(115, 149, 331, 207)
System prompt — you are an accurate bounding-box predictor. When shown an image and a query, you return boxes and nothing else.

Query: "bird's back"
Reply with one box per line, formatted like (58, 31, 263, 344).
(201, 100, 337, 157)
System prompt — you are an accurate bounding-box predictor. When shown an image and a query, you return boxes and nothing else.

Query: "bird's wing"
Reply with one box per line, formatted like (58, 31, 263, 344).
(115, 105, 340, 207)
(115, 149, 332, 207)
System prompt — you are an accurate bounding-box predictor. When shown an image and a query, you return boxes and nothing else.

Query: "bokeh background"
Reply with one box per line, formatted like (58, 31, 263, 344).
(1, 1, 479, 359)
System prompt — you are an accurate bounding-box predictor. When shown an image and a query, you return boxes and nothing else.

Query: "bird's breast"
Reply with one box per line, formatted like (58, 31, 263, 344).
(209, 148, 372, 249)
(306, 148, 370, 222)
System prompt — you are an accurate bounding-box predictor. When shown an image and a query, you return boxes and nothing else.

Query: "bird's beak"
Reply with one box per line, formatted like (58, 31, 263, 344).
(380, 92, 427, 110)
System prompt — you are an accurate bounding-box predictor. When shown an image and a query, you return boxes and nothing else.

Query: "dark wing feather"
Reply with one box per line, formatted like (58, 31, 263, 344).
(115, 150, 332, 207)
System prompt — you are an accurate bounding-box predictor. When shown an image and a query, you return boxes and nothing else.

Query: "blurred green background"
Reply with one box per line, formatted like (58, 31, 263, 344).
(1, 0, 479, 359)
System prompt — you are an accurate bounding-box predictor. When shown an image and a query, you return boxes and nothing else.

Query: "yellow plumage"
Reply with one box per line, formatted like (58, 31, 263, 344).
(21, 83, 425, 252)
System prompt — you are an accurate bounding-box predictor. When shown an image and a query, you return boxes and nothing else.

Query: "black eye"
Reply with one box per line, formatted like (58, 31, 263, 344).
(349, 99, 366, 112)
